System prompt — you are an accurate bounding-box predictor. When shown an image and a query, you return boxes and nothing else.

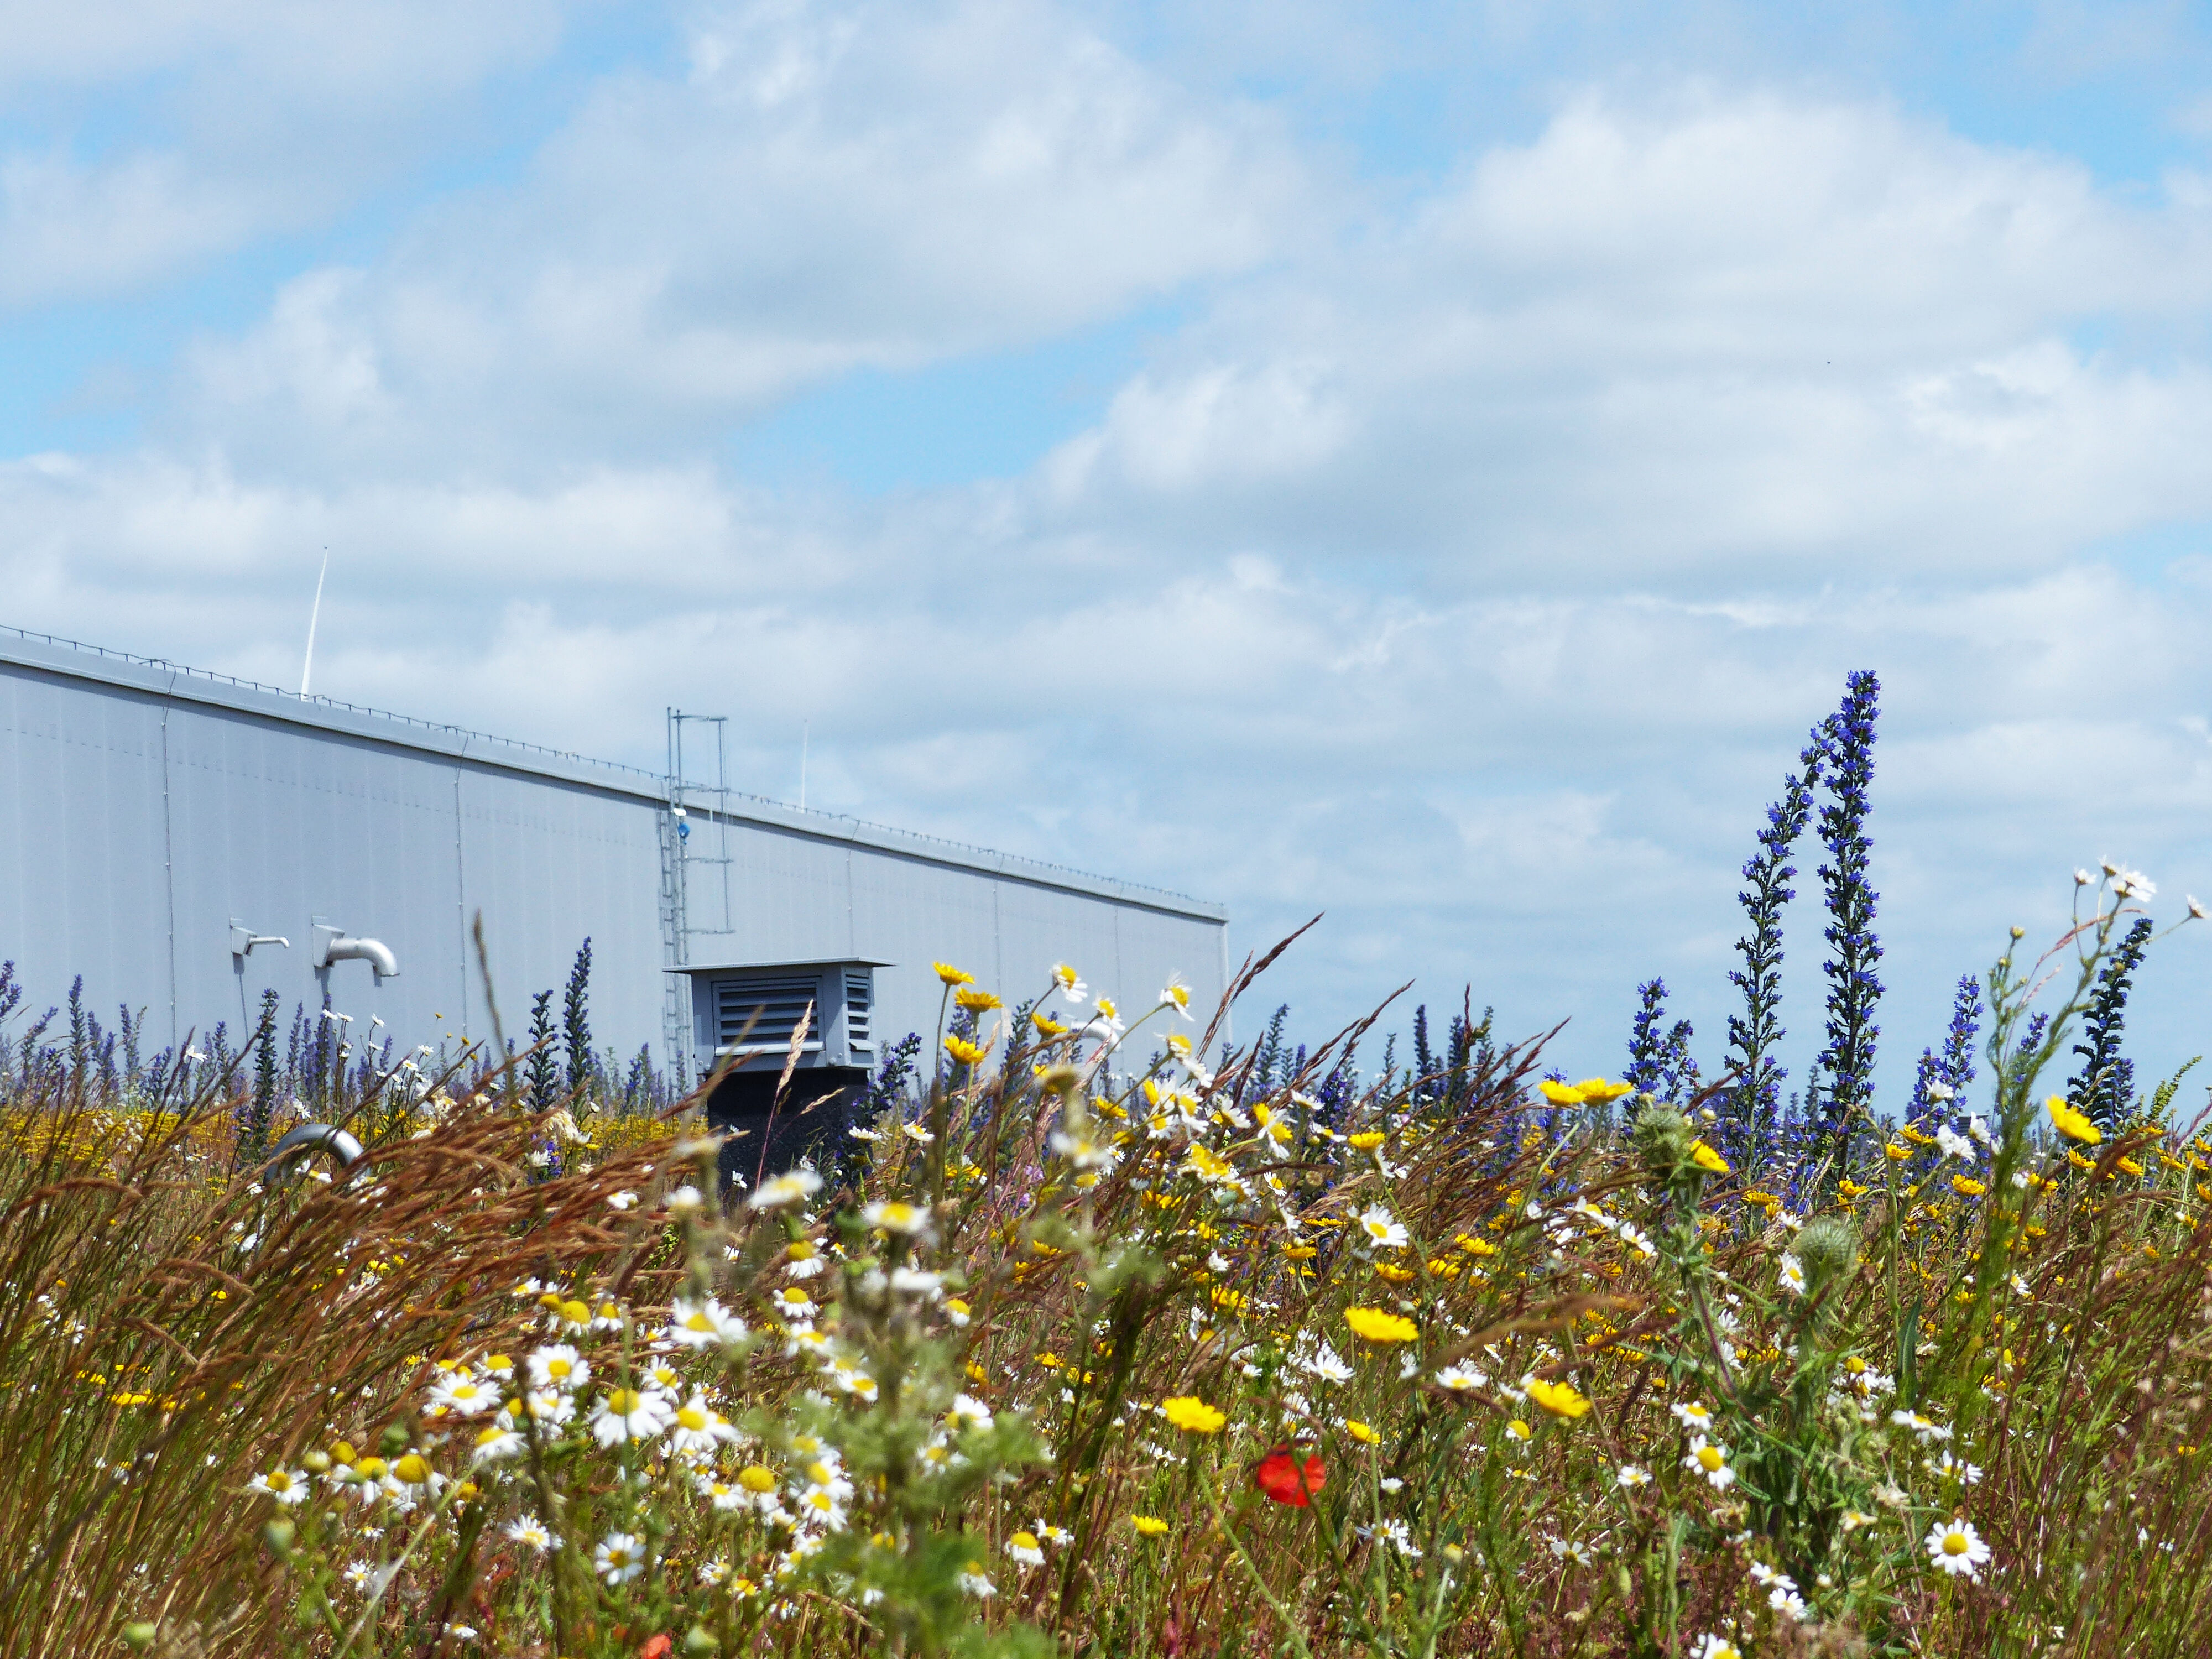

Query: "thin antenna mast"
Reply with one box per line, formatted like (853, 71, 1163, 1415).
(799, 721, 809, 812)
(300, 549, 330, 698)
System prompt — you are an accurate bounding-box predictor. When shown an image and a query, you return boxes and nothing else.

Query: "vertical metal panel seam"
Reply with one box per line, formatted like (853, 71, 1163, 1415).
(453, 754, 469, 1041)
(161, 667, 179, 1048)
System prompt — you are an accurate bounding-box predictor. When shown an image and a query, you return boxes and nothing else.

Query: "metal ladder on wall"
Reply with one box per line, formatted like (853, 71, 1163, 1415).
(659, 708, 734, 1090)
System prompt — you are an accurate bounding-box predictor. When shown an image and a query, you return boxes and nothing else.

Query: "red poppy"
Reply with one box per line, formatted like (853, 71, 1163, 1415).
(1254, 1445, 1326, 1506)
(638, 1637, 672, 1659)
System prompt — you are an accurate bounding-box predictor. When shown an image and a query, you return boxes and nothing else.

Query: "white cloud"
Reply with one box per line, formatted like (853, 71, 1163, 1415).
(0, 148, 276, 306)
(0, 0, 564, 102)
(0, 1, 569, 309)
(169, 0, 1309, 471)
(1031, 91, 2212, 584)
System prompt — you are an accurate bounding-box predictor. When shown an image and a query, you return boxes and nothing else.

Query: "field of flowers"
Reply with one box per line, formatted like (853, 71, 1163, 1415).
(4, 674, 2211, 1657)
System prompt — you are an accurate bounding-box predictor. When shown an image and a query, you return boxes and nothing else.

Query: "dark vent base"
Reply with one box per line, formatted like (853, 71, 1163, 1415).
(707, 1065, 871, 1194)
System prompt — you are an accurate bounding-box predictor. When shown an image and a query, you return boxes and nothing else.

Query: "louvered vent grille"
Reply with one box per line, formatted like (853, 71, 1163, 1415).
(714, 975, 820, 1054)
(844, 970, 873, 1052)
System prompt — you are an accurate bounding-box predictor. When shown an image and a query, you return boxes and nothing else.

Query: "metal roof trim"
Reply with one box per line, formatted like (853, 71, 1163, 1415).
(0, 625, 1229, 924)
(665, 958, 895, 974)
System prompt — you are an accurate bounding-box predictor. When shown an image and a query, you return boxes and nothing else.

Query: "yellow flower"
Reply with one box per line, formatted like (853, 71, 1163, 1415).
(1525, 1378, 1591, 1420)
(1031, 1011, 1068, 1037)
(1131, 1515, 1170, 1536)
(2117, 1156, 2146, 1177)
(944, 1035, 988, 1066)
(1950, 1175, 1987, 1198)
(934, 962, 974, 987)
(1348, 1130, 1387, 1151)
(1506, 1419, 1532, 1442)
(2047, 1094, 2101, 1145)
(1161, 1396, 1227, 1434)
(1373, 1263, 1416, 1284)
(1345, 1420, 1381, 1445)
(738, 1464, 779, 1493)
(955, 988, 1003, 1013)
(1690, 1141, 1730, 1175)
(1185, 1144, 1236, 1183)
(1344, 1306, 1420, 1344)
(1538, 1080, 1585, 1107)
(1573, 1078, 1633, 1103)
(1884, 1142, 1911, 1161)
(2067, 1149, 2096, 1171)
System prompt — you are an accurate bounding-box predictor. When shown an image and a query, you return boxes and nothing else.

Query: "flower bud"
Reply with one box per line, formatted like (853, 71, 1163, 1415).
(121, 1623, 159, 1652)
(263, 1518, 296, 1560)
(1631, 1103, 1695, 1181)
(685, 1628, 721, 1656)
(1794, 1216, 1859, 1296)
(301, 1449, 331, 1474)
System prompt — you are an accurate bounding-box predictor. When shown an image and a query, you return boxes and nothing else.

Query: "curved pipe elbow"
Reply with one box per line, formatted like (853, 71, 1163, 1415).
(268, 1123, 366, 1180)
(325, 936, 399, 977)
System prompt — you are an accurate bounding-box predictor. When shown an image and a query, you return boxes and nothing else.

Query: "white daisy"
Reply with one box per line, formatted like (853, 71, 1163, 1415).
(748, 1170, 823, 1211)
(426, 1370, 499, 1417)
(1358, 1204, 1410, 1251)
(589, 1387, 674, 1448)
(594, 1531, 648, 1584)
(661, 1296, 747, 1350)
(1924, 1517, 1992, 1579)
(1682, 1435, 1735, 1490)
(1671, 1400, 1715, 1432)
(669, 1394, 740, 1455)
(526, 1344, 589, 1392)
(247, 1468, 310, 1506)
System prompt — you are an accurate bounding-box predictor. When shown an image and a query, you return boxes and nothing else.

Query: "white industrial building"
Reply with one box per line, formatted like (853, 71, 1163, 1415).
(0, 628, 1229, 1115)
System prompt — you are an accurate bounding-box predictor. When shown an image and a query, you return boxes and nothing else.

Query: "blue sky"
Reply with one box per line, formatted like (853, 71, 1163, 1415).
(6, 0, 2212, 1109)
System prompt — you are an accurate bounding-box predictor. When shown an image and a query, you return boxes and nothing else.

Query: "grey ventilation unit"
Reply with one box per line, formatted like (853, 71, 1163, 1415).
(666, 958, 886, 1076)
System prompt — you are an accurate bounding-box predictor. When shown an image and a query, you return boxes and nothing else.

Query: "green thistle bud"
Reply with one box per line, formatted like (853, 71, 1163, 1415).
(1631, 1102, 1695, 1181)
(1794, 1216, 1860, 1295)
(121, 1624, 159, 1653)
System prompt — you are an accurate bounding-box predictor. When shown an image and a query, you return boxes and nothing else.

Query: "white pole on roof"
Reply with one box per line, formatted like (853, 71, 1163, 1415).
(300, 549, 330, 698)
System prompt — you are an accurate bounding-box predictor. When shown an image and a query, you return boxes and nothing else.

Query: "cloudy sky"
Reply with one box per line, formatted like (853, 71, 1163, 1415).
(6, 0, 2212, 1102)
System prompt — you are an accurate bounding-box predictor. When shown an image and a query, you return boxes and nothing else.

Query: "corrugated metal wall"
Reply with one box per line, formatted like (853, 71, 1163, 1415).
(0, 634, 1228, 1077)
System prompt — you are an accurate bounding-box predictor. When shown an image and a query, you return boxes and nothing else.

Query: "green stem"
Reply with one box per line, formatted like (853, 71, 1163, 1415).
(1194, 1458, 1315, 1659)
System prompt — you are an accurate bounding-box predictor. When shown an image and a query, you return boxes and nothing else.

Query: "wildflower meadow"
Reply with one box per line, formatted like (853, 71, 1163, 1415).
(5, 670, 2211, 1658)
